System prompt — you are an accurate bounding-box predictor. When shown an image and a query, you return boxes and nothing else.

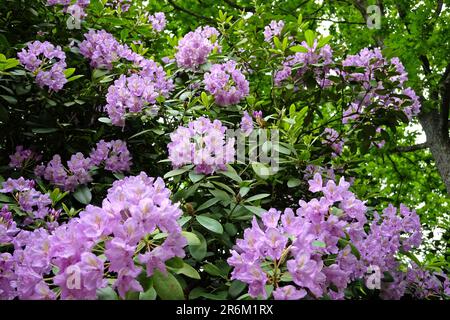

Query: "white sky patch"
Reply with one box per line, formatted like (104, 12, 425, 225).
(406, 122, 427, 144)
(317, 20, 332, 37)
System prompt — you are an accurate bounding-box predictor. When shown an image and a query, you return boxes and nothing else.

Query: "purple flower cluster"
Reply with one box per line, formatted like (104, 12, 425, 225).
(168, 117, 235, 175)
(342, 48, 421, 121)
(322, 128, 344, 157)
(175, 26, 221, 69)
(263, 20, 285, 43)
(107, 0, 131, 12)
(34, 139, 131, 191)
(148, 12, 166, 32)
(17, 41, 67, 92)
(79, 30, 125, 69)
(8, 146, 42, 169)
(104, 74, 162, 126)
(240, 111, 254, 136)
(0, 206, 19, 244)
(89, 140, 132, 172)
(79, 29, 174, 125)
(47, 0, 90, 18)
(0, 173, 186, 300)
(239, 110, 263, 136)
(79, 30, 173, 126)
(275, 40, 333, 88)
(228, 173, 441, 300)
(0, 178, 52, 220)
(203, 61, 249, 106)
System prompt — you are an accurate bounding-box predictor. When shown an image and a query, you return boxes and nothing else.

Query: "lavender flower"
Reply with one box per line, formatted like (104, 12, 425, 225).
(322, 128, 344, 157)
(0, 179, 52, 220)
(263, 20, 284, 43)
(148, 12, 166, 32)
(240, 111, 254, 136)
(342, 48, 421, 122)
(0, 172, 186, 300)
(175, 26, 221, 69)
(17, 41, 67, 92)
(168, 117, 235, 175)
(203, 60, 249, 106)
(275, 40, 333, 88)
(228, 175, 427, 300)
(35, 140, 132, 191)
(47, 0, 90, 18)
(9, 146, 41, 169)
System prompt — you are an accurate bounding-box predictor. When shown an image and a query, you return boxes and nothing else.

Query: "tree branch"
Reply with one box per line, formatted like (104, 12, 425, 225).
(440, 63, 450, 137)
(435, 0, 443, 19)
(304, 17, 366, 25)
(223, 0, 254, 12)
(167, 0, 215, 23)
(394, 142, 430, 153)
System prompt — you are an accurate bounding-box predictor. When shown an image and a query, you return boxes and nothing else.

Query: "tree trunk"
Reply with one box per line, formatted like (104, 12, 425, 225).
(419, 111, 450, 194)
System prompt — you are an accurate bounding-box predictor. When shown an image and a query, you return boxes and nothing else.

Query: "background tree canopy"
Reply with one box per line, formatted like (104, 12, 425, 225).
(0, 0, 448, 300)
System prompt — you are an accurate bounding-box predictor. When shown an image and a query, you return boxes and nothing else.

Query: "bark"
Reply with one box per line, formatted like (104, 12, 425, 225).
(418, 112, 450, 194)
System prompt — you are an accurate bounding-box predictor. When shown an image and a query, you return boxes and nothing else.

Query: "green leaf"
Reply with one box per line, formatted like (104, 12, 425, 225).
(209, 189, 230, 201)
(98, 117, 111, 124)
(243, 205, 266, 216)
(229, 280, 246, 298)
(189, 171, 204, 183)
(32, 128, 58, 134)
(164, 166, 192, 179)
(0, 95, 17, 104)
(189, 231, 207, 261)
(64, 68, 76, 78)
(312, 240, 326, 248)
(318, 35, 332, 48)
(67, 75, 84, 82)
(97, 287, 118, 300)
(290, 45, 309, 53)
(0, 194, 11, 203)
(196, 215, 223, 234)
(287, 178, 301, 188)
(173, 262, 201, 280)
(245, 193, 271, 202)
(218, 165, 242, 183)
(152, 270, 184, 300)
(166, 257, 184, 269)
(139, 286, 157, 300)
(252, 162, 271, 179)
(73, 185, 92, 205)
(200, 91, 209, 106)
(273, 36, 282, 50)
(304, 30, 315, 48)
(182, 231, 201, 246)
(197, 197, 220, 211)
(400, 250, 422, 267)
(178, 216, 191, 227)
(202, 263, 224, 277)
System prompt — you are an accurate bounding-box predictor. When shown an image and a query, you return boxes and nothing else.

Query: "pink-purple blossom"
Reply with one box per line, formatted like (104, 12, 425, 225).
(228, 174, 433, 300)
(0, 172, 186, 300)
(34, 140, 132, 191)
(148, 12, 166, 32)
(17, 41, 67, 92)
(175, 26, 221, 69)
(275, 40, 333, 88)
(203, 60, 249, 106)
(9, 146, 41, 169)
(168, 117, 235, 175)
(263, 20, 284, 43)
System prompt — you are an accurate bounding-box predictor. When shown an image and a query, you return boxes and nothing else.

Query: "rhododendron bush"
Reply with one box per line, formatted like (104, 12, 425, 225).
(0, 0, 448, 300)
